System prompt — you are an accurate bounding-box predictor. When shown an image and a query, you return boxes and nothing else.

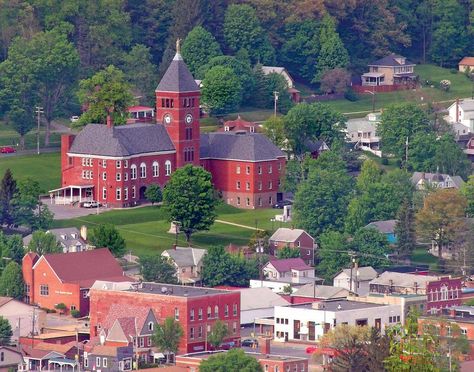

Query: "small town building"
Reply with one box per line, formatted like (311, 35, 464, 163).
(369, 271, 439, 295)
(333, 266, 378, 296)
(84, 344, 133, 371)
(447, 99, 474, 130)
(23, 226, 89, 253)
(89, 281, 241, 354)
(262, 258, 315, 284)
(0, 346, 24, 371)
(345, 114, 381, 155)
(18, 346, 73, 372)
(459, 57, 474, 73)
(22, 248, 131, 316)
(426, 276, 463, 314)
(127, 105, 154, 124)
(161, 246, 206, 285)
(361, 54, 417, 86)
(274, 300, 402, 343)
(269, 228, 317, 266)
(0, 297, 46, 342)
(261, 66, 300, 102)
(411, 171, 464, 190)
(220, 115, 258, 133)
(365, 220, 398, 244)
(305, 139, 329, 159)
(239, 287, 289, 325)
(288, 284, 350, 304)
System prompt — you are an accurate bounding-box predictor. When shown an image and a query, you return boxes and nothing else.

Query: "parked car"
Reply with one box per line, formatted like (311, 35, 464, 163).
(82, 201, 100, 208)
(241, 338, 258, 347)
(70, 115, 80, 122)
(0, 146, 16, 154)
(306, 346, 318, 354)
(272, 200, 292, 209)
(219, 341, 236, 350)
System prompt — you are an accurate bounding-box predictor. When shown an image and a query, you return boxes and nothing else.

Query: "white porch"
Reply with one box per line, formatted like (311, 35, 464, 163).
(49, 185, 94, 205)
(361, 72, 385, 86)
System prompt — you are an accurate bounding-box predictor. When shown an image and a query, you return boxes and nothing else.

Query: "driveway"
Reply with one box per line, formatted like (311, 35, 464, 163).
(42, 197, 109, 220)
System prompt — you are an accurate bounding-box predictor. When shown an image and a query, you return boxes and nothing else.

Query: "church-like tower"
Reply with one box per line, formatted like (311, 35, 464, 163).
(155, 41, 201, 168)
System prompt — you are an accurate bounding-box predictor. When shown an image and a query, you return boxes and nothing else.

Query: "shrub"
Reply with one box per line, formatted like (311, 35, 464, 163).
(381, 157, 389, 165)
(344, 88, 358, 102)
(70, 309, 81, 318)
(55, 303, 67, 313)
(439, 79, 451, 92)
(450, 69, 458, 75)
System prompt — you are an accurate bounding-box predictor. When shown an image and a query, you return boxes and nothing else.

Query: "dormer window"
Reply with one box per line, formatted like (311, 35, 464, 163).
(148, 322, 154, 332)
(224, 126, 230, 132)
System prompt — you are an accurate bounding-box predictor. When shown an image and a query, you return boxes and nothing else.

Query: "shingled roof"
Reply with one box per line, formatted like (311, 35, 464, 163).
(200, 132, 285, 162)
(156, 52, 199, 93)
(68, 123, 175, 157)
(369, 54, 415, 67)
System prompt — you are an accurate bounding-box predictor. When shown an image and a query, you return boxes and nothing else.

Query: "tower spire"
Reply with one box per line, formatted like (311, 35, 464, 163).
(176, 38, 181, 54)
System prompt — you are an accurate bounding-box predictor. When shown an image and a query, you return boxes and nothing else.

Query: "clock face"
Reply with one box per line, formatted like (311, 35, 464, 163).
(185, 113, 193, 125)
(163, 114, 172, 125)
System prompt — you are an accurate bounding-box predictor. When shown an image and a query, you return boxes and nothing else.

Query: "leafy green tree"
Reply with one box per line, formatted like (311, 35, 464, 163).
(248, 230, 269, 253)
(266, 73, 293, 114)
(55, 303, 67, 313)
(0, 261, 24, 299)
(89, 224, 126, 257)
(201, 66, 242, 116)
(27, 231, 61, 256)
(144, 184, 162, 205)
(320, 68, 351, 94)
(0, 233, 24, 264)
(355, 159, 381, 194)
(77, 65, 135, 126)
(276, 246, 300, 259)
(122, 44, 157, 106)
(200, 348, 263, 372)
(314, 15, 349, 82)
(433, 133, 471, 179)
(0, 316, 12, 346)
(317, 231, 351, 281)
(284, 102, 345, 157)
(460, 175, 474, 217)
(181, 26, 222, 75)
(378, 103, 432, 160)
(207, 320, 229, 349)
(163, 165, 216, 243)
(395, 200, 416, 256)
(262, 116, 285, 149)
(139, 255, 178, 284)
(0, 169, 17, 226)
(223, 4, 275, 64)
(352, 228, 390, 268)
(152, 317, 183, 364)
(407, 132, 438, 172)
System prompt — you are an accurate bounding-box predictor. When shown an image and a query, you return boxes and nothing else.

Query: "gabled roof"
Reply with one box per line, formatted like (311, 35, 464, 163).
(38, 248, 126, 288)
(411, 172, 464, 188)
(23, 227, 86, 249)
(103, 304, 153, 332)
(162, 247, 206, 267)
(68, 123, 175, 158)
(369, 271, 439, 288)
(369, 54, 415, 67)
(292, 284, 350, 299)
(200, 132, 285, 162)
(267, 258, 312, 273)
(335, 266, 378, 282)
(365, 220, 397, 234)
(90, 344, 129, 357)
(239, 287, 289, 311)
(269, 228, 311, 243)
(156, 52, 199, 93)
(459, 57, 474, 66)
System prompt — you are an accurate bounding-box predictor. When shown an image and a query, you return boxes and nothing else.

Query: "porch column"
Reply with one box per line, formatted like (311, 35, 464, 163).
(79, 188, 82, 203)
(70, 186, 73, 203)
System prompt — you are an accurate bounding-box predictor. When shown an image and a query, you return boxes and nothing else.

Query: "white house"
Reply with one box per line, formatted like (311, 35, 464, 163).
(274, 300, 402, 343)
(23, 226, 89, 253)
(261, 66, 295, 88)
(333, 266, 378, 296)
(161, 246, 207, 284)
(239, 287, 289, 324)
(0, 297, 45, 342)
(447, 99, 474, 130)
(263, 258, 315, 284)
(410, 172, 464, 190)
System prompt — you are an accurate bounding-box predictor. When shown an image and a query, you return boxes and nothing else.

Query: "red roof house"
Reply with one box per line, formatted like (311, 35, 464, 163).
(220, 115, 258, 133)
(22, 248, 132, 316)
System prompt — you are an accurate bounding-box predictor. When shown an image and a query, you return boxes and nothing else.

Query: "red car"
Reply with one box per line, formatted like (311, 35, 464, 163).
(0, 146, 16, 154)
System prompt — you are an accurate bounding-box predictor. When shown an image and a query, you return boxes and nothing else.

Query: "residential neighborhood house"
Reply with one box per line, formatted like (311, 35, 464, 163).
(361, 54, 417, 87)
(365, 220, 398, 244)
(0, 297, 46, 342)
(161, 246, 206, 285)
(23, 226, 89, 253)
(410, 171, 464, 190)
(262, 258, 316, 284)
(333, 266, 378, 296)
(0, 346, 24, 371)
(459, 57, 474, 73)
(447, 99, 474, 131)
(269, 228, 317, 265)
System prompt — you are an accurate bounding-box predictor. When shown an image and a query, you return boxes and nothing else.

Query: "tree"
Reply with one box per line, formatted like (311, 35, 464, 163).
(416, 189, 467, 260)
(352, 228, 390, 268)
(0, 317, 12, 346)
(320, 68, 351, 94)
(461, 175, 474, 217)
(88, 224, 126, 257)
(314, 16, 349, 82)
(355, 159, 382, 194)
(152, 317, 183, 364)
(201, 66, 242, 116)
(276, 246, 300, 259)
(433, 134, 471, 179)
(0, 261, 24, 299)
(248, 230, 269, 254)
(27, 231, 61, 256)
(395, 200, 416, 256)
(181, 26, 222, 75)
(77, 65, 135, 126)
(144, 184, 162, 205)
(139, 255, 178, 284)
(200, 348, 263, 372)
(0, 169, 16, 226)
(163, 165, 216, 242)
(207, 320, 229, 349)
(0, 233, 24, 264)
(378, 103, 432, 160)
(317, 231, 350, 281)
(266, 73, 293, 113)
(262, 116, 285, 149)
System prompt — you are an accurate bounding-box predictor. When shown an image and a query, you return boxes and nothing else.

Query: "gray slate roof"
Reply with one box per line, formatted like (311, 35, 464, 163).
(200, 132, 285, 161)
(69, 123, 175, 157)
(336, 266, 378, 282)
(369, 271, 438, 288)
(365, 220, 398, 234)
(292, 284, 350, 299)
(240, 287, 289, 311)
(269, 228, 308, 243)
(369, 54, 415, 67)
(162, 247, 206, 267)
(155, 52, 199, 92)
(411, 172, 464, 188)
(459, 99, 474, 112)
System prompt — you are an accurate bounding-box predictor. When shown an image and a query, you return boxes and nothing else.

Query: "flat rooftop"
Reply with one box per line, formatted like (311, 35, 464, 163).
(126, 282, 231, 298)
(290, 300, 386, 311)
(179, 350, 307, 362)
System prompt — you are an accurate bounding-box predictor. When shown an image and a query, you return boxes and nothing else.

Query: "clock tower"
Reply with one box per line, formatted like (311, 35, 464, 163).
(155, 40, 201, 168)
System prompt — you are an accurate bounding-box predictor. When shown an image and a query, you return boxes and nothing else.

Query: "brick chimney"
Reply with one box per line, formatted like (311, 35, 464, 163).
(258, 337, 271, 355)
(106, 114, 113, 128)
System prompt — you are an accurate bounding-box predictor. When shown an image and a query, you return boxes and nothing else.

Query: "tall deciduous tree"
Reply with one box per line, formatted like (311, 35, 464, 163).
(0, 316, 12, 346)
(163, 165, 216, 242)
(152, 317, 183, 364)
(460, 175, 474, 217)
(77, 65, 135, 126)
(320, 68, 351, 94)
(89, 224, 126, 257)
(355, 159, 382, 194)
(276, 246, 300, 259)
(200, 349, 263, 372)
(0, 261, 24, 299)
(207, 320, 229, 349)
(139, 255, 178, 284)
(144, 184, 162, 205)
(352, 228, 390, 268)
(262, 116, 286, 149)
(317, 231, 350, 281)
(181, 26, 222, 76)
(201, 66, 242, 116)
(27, 231, 61, 256)
(0, 233, 24, 264)
(433, 133, 471, 179)
(395, 200, 416, 256)
(0, 169, 16, 226)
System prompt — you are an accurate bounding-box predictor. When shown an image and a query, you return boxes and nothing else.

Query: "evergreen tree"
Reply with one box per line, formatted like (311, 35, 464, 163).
(0, 169, 16, 226)
(181, 26, 222, 75)
(395, 200, 416, 256)
(0, 261, 24, 299)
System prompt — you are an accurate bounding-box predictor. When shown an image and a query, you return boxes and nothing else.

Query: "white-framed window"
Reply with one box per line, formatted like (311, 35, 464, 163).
(246, 198, 250, 206)
(236, 166, 241, 174)
(246, 182, 250, 191)
(131, 164, 137, 179)
(116, 173, 121, 181)
(148, 322, 154, 332)
(190, 309, 195, 321)
(165, 160, 172, 176)
(102, 172, 107, 181)
(236, 181, 241, 190)
(148, 337, 152, 346)
(40, 285, 49, 296)
(124, 172, 128, 181)
(269, 165, 272, 174)
(153, 161, 159, 177)
(198, 326, 203, 338)
(139, 337, 144, 347)
(237, 197, 241, 206)
(71, 305, 76, 311)
(190, 327, 194, 339)
(116, 188, 121, 201)
(84, 356, 89, 368)
(124, 187, 128, 200)
(103, 358, 107, 368)
(132, 186, 136, 199)
(96, 357, 101, 367)
(207, 306, 212, 318)
(116, 160, 121, 169)
(175, 308, 179, 321)
(461, 328, 467, 336)
(269, 181, 272, 189)
(233, 321, 237, 333)
(140, 162, 146, 178)
(258, 182, 262, 190)
(102, 159, 107, 168)
(225, 305, 229, 317)
(198, 308, 203, 320)
(246, 166, 250, 175)
(233, 304, 237, 316)
(258, 166, 262, 174)
(214, 305, 219, 318)
(102, 188, 107, 200)
(124, 160, 128, 168)
(269, 196, 273, 204)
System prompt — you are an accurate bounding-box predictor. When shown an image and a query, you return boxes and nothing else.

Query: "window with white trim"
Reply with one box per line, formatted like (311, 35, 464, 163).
(102, 188, 107, 200)
(116, 188, 121, 200)
(246, 166, 250, 175)
(214, 305, 219, 318)
(246, 198, 250, 206)
(131, 165, 137, 179)
(225, 305, 229, 317)
(236, 166, 240, 174)
(233, 304, 237, 316)
(190, 327, 195, 339)
(165, 160, 172, 176)
(269, 181, 272, 189)
(102, 159, 107, 168)
(258, 166, 262, 174)
(246, 182, 250, 191)
(116, 160, 121, 168)
(132, 186, 136, 199)
(153, 161, 159, 177)
(96, 357, 100, 367)
(84, 356, 88, 367)
(124, 172, 128, 181)
(198, 308, 203, 320)
(102, 172, 106, 181)
(236, 181, 241, 190)
(103, 358, 107, 368)
(269, 165, 272, 174)
(198, 326, 202, 338)
(124, 160, 128, 168)
(190, 309, 195, 321)
(237, 197, 241, 206)
(140, 162, 146, 178)
(116, 173, 121, 181)
(124, 187, 128, 200)
(40, 285, 49, 296)
(175, 308, 179, 320)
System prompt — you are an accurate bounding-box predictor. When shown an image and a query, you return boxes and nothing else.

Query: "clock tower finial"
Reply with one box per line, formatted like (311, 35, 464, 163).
(176, 38, 181, 54)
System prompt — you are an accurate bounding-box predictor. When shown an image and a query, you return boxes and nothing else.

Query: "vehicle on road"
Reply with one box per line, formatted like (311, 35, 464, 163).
(70, 115, 80, 122)
(0, 146, 16, 154)
(241, 338, 258, 347)
(82, 201, 100, 208)
(272, 200, 292, 209)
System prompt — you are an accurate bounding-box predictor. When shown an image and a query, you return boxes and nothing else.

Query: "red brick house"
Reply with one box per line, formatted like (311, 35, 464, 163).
(269, 228, 317, 265)
(22, 248, 130, 316)
(426, 276, 463, 314)
(89, 281, 241, 355)
(53, 46, 285, 209)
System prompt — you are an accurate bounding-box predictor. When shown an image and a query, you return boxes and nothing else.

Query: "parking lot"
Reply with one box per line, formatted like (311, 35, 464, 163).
(41, 197, 108, 220)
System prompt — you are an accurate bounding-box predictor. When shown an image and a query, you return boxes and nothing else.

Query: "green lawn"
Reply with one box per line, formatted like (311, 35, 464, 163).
(410, 247, 439, 271)
(0, 152, 61, 192)
(0, 121, 62, 149)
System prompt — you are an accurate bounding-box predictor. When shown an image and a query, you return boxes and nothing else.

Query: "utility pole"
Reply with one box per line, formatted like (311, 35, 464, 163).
(348, 251, 357, 292)
(405, 136, 409, 170)
(35, 106, 44, 155)
(273, 91, 279, 117)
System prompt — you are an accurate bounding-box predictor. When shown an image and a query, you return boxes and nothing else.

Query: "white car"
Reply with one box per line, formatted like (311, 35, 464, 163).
(70, 115, 80, 122)
(83, 201, 100, 208)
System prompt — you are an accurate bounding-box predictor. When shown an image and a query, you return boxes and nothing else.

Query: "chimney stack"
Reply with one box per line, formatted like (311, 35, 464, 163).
(258, 337, 271, 355)
(106, 114, 113, 128)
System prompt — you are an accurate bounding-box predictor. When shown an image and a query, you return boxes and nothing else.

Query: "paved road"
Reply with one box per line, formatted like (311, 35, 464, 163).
(0, 147, 59, 159)
(41, 197, 109, 220)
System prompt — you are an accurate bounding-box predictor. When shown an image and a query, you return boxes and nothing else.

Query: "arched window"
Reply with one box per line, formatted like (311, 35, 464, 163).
(207, 306, 211, 318)
(440, 285, 448, 301)
(140, 162, 146, 178)
(214, 305, 219, 318)
(165, 160, 172, 176)
(152, 161, 159, 177)
(131, 164, 137, 180)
